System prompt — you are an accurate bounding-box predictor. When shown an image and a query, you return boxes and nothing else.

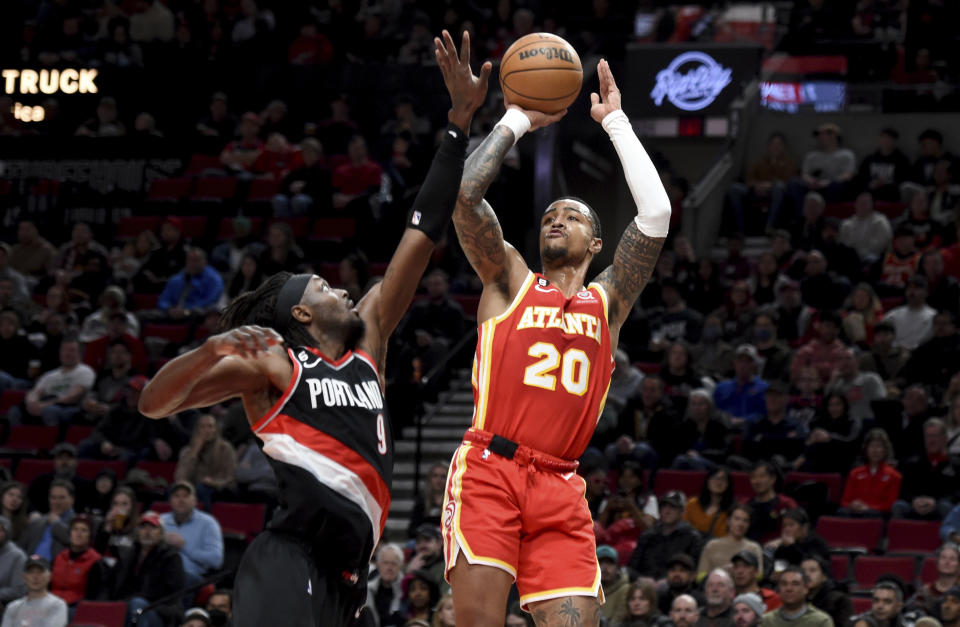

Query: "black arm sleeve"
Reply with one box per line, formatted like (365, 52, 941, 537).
(405, 122, 469, 242)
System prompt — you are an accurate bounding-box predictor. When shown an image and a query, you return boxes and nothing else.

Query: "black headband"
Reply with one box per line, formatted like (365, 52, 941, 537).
(275, 273, 312, 328)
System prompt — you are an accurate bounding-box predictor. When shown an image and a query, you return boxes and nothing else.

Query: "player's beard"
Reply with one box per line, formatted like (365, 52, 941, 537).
(541, 242, 569, 265)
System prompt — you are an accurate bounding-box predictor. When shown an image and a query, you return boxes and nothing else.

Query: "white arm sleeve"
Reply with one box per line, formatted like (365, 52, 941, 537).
(602, 109, 672, 238)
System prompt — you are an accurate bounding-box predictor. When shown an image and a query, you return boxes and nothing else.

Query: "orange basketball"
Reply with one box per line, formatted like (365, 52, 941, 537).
(499, 33, 582, 114)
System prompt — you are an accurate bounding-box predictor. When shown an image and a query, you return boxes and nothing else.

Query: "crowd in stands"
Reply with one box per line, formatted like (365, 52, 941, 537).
(0, 1, 958, 627)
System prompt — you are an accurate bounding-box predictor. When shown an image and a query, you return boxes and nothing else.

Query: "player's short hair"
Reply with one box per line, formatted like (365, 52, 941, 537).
(545, 196, 602, 239)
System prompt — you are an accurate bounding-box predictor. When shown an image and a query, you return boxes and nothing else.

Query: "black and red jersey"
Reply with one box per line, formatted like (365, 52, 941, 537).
(251, 346, 391, 570)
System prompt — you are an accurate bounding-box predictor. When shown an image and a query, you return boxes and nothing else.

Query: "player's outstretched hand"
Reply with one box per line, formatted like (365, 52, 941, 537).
(208, 325, 283, 359)
(504, 103, 567, 132)
(435, 29, 492, 131)
(590, 59, 622, 123)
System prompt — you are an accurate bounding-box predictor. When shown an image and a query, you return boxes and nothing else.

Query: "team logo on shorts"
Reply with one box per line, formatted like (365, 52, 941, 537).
(443, 501, 456, 530)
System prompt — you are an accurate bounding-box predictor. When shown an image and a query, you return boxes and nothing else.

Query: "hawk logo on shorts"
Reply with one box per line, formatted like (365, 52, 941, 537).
(443, 501, 456, 530)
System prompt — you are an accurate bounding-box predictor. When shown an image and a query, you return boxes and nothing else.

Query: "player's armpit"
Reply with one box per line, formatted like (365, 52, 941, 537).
(594, 220, 665, 329)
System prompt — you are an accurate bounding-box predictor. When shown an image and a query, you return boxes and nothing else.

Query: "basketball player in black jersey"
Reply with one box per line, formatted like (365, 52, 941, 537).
(139, 32, 563, 626)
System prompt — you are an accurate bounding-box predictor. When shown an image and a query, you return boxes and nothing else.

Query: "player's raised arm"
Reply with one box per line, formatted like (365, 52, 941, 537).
(454, 91, 566, 290)
(357, 30, 489, 367)
(591, 59, 672, 337)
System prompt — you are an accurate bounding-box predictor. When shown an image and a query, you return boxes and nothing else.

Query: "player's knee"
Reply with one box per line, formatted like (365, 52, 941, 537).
(528, 596, 601, 627)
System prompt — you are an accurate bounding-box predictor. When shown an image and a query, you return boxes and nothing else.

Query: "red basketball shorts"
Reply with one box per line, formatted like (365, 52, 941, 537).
(441, 442, 603, 609)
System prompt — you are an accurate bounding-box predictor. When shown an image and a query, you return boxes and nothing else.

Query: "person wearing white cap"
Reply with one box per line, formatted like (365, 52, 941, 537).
(733, 592, 766, 627)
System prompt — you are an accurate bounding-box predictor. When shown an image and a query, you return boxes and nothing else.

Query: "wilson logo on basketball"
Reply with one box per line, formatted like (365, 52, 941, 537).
(517, 47, 576, 63)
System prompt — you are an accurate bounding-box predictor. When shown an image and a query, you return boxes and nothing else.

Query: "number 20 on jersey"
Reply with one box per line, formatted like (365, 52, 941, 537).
(523, 342, 590, 396)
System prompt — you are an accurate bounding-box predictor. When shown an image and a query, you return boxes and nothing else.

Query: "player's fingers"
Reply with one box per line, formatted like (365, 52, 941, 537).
(478, 61, 492, 87)
(590, 92, 600, 106)
(459, 30, 470, 65)
(442, 30, 457, 59)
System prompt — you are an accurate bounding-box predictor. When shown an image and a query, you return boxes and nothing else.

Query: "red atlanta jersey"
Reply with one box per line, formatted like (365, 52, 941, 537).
(470, 271, 614, 459)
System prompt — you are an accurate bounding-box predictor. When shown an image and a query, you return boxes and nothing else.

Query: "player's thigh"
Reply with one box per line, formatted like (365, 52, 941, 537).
(516, 472, 601, 607)
(233, 531, 325, 627)
(527, 595, 603, 627)
(448, 551, 514, 627)
(443, 445, 523, 577)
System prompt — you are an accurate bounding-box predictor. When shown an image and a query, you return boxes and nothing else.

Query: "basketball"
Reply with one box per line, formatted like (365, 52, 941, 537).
(499, 33, 583, 114)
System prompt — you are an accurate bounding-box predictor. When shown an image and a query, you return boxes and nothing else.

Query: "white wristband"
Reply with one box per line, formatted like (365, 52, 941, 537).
(495, 109, 531, 145)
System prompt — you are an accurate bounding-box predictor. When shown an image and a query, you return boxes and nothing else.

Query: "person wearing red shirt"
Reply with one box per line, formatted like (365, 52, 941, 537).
(51, 515, 103, 606)
(219, 112, 264, 173)
(83, 313, 149, 374)
(332, 135, 382, 208)
(839, 429, 902, 516)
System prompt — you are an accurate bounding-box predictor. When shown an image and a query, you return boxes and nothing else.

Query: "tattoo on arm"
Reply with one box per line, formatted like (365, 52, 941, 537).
(453, 125, 514, 284)
(596, 221, 665, 325)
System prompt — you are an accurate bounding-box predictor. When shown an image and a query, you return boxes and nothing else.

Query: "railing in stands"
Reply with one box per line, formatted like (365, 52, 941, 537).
(411, 327, 478, 501)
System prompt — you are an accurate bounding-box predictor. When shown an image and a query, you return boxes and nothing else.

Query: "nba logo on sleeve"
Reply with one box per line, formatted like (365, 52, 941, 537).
(411, 211, 422, 225)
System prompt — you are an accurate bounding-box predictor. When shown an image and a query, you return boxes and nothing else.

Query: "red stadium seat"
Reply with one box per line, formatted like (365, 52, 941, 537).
(730, 471, 752, 501)
(191, 177, 238, 202)
(853, 556, 915, 590)
(147, 178, 193, 203)
(816, 516, 884, 553)
(369, 263, 388, 277)
(654, 470, 706, 498)
(0, 390, 26, 417)
(310, 217, 356, 241)
(267, 217, 310, 239)
(14, 459, 54, 485)
(5, 426, 59, 451)
(247, 178, 282, 203)
(115, 216, 162, 240)
(920, 556, 937, 585)
(875, 201, 906, 220)
(454, 295, 481, 318)
(217, 216, 263, 240)
(851, 597, 873, 615)
(211, 502, 266, 541)
(184, 154, 225, 177)
(135, 461, 177, 483)
(178, 216, 207, 239)
(785, 472, 843, 503)
(831, 554, 850, 581)
(143, 324, 192, 344)
(886, 520, 942, 555)
(131, 293, 160, 310)
(65, 426, 94, 445)
(76, 460, 126, 480)
(635, 362, 661, 375)
(150, 502, 172, 514)
(318, 262, 341, 285)
(72, 600, 127, 627)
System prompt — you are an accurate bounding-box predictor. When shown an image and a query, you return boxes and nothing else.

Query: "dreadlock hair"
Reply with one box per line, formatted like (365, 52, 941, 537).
(220, 272, 317, 348)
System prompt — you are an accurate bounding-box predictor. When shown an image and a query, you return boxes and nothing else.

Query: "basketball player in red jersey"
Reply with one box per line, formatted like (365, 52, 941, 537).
(138, 32, 502, 627)
(444, 60, 672, 625)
